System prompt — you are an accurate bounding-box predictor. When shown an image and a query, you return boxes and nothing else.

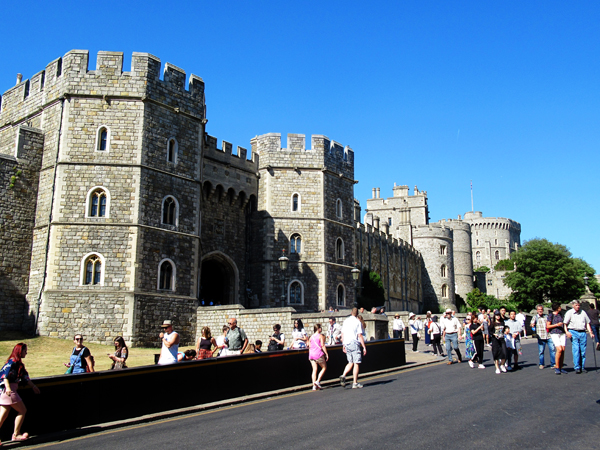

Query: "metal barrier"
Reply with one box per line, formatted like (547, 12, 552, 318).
(3, 338, 405, 440)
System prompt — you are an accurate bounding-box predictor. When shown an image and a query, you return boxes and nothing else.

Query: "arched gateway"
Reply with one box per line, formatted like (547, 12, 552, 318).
(200, 252, 239, 305)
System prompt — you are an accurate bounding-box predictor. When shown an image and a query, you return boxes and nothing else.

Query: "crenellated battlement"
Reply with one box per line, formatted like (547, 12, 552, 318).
(251, 133, 354, 179)
(0, 50, 206, 126)
(204, 134, 259, 172)
(356, 222, 422, 258)
(412, 223, 454, 240)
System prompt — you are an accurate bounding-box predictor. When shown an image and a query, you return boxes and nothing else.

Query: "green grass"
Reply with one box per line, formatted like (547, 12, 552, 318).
(0, 332, 196, 378)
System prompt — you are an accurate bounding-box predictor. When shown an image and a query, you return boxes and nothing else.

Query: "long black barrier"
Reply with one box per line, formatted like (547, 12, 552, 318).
(2, 338, 405, 440)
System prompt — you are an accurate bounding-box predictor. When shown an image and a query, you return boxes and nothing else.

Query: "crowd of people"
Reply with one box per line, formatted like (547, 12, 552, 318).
(402, 301, 598, 375)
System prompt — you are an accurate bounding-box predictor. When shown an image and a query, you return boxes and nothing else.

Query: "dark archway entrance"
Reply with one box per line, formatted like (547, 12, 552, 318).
(200, 254, 237, 305)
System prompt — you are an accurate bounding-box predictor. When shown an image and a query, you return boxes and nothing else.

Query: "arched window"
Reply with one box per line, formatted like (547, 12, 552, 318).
(441, 265, 446, 277)
(336, 198, 342, 218)
(289, 280, 303, 305)
(80, 253, 105, 286)
(337, 284, 345, 306)
(96, 126, 110, 152)
(85, 187, 110, 218)
(89, 189, 107, 217)
(441, 284, 448, 298)
(291, 193, 300, 212)
(162, 196, 178, 226)
(476, 251, 481, 261)
(336, 238, 344, 260)
(290, 234, 302, 254)
(158, 259, 175, 291)
(167, 138, 178, 163)
(495, 250, 500, 260)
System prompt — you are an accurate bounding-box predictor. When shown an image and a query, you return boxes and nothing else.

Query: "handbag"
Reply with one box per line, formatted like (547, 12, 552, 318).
(64, 365, 74, 374)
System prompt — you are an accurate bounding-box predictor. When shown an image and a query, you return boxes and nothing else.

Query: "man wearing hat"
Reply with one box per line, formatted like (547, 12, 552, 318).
(158, 320, 180, 365)
(408, 313, 422, 352)
(441, 308, 463, 364)
(392, 314, 405, 339)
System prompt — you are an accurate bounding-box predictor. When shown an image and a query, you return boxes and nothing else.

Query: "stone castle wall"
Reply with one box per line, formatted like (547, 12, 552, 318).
(0, 127, 44, 330)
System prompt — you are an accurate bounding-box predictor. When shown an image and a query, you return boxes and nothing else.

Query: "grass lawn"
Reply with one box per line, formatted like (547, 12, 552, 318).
(0, 332, 196, 378)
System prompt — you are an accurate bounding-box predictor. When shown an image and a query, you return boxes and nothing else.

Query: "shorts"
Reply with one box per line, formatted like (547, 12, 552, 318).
(310, 356, 326, 365)
(550, 334, 566, 347)
(0, 383, 21, 406)
(344, 341, 362, 364)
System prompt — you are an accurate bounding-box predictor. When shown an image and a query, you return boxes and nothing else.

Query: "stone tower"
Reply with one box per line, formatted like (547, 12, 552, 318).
(251, 133, 356, 310)
(0, 50, 206, 345)
(463, 211, 521, 270)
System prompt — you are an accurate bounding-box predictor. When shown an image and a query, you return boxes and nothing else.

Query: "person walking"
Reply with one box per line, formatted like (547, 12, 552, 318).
(505, 310, 523, 370)
(158, 320, 180, 365)
(564, 300, 593, 374)
(424, 311, 432, 346)
(308, 324, 329, 390)
(530, 304, 556, 369)
(441, 309, 463, 364)
(463, 315, 476, 363)
(108, 336, 128, 370)
(0, 343, 40, 443)
(428, 316, 444, 357)
(489, 311, 507, 374)
(585, 302, 599, 351)
(547, 303, 567, 375)
(409, 313, 422, 352)
(468, 316, 485, 369)
(339, 307, 367, 389)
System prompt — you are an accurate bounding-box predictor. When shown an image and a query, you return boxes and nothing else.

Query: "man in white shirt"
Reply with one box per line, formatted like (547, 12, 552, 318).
(440, 309, 463, 365)
(564, 300, 593, 374)
(392, 314, 405, 339)
(516, 309, 527, 338)
(339, 307, 367, 389)
(326, 317, 342, 345)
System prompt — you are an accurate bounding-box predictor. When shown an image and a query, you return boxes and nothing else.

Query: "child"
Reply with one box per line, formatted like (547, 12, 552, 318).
(254, 340, 262, 353)
(503, 326, 516, 370)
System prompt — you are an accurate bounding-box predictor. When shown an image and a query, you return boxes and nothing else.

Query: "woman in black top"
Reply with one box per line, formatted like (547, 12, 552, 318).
(489, 312, 507, 374)
(468, 316, 485, 369)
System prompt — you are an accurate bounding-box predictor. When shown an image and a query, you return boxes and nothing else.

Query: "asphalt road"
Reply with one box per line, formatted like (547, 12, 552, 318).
(27, 337, 600, 450)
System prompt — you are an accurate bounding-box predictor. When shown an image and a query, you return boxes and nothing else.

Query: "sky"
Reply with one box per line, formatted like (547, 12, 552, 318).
(1, 1, 599, 270)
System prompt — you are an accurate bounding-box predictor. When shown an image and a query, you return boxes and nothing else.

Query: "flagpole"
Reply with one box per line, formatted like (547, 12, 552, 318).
(470, 180, 473, 212)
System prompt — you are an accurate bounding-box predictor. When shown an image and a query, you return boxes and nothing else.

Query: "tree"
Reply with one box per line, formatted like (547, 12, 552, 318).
(475, 266, 490, 273)
(494, 259, 514, 271)
(504, 238, 592, 310)
(357, 269, 385, 310)
(466, 288, 518, 312)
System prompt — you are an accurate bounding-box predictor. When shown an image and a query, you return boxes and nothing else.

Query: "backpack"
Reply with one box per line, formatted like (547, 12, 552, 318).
(267, 332, 283, 352)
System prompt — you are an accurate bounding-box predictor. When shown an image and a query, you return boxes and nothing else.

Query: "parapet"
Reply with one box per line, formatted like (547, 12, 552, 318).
(250, 133, 354, 180)
(1, 50, 206, 124)
(412, 223, 453, 240)
(204, 134, 259, 172)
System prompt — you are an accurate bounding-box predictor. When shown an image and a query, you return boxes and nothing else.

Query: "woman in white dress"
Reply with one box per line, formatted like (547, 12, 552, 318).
(291, 319, 308, 349)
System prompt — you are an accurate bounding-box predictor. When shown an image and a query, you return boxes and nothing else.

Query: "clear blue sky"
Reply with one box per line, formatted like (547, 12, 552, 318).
(2, 1, 599, 270)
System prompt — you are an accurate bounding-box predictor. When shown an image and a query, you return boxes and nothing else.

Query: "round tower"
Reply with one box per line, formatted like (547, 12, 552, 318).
(464, 212, 521, 270)
(446, 219, 474, 300)
(411, 224, 455, 311)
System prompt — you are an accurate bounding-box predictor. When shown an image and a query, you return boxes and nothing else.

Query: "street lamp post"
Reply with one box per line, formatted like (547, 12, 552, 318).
(351, 263, 361, 308)
(279, 249, 289, 307)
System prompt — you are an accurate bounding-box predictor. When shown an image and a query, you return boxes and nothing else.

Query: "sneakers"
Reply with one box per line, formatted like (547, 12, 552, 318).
(506, 366, 513, 371)
(352, 383, 363, 389)
(339, 375, 346, 387)
(539, 365, 544, 369)
(312, 385, 318, 390)
(313, 381, 322, 390)
(468, 361, 475, 368)
(500, 365, 507, 373)
(495, 368, 501, 374)
(555, 369, 561, 375)
(478, 364, 485, 369)
(560, 369, 568, 374)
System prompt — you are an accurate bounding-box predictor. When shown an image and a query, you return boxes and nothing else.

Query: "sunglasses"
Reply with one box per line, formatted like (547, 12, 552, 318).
(75, 338, 83, 341)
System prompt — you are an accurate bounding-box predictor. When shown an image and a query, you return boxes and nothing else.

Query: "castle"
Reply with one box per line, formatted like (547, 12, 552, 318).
(0, 50, 520, 345)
